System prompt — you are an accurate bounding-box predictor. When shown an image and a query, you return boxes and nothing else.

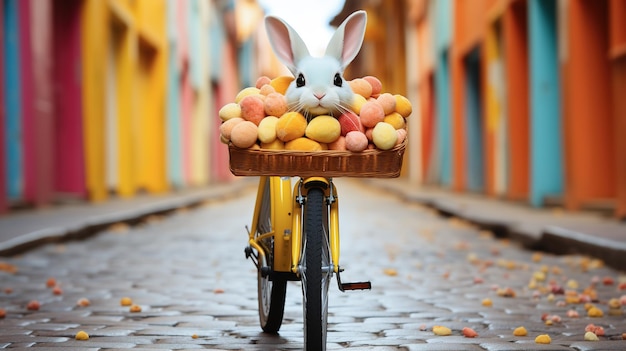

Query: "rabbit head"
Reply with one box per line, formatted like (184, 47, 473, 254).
(265, 10, 367, 118)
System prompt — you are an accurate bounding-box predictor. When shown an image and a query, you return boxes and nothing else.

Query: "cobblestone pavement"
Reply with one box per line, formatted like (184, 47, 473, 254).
(0, 179, 625, 350)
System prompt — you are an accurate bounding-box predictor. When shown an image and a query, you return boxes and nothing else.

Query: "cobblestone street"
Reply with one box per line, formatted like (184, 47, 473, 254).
(1, 179, 625, 350)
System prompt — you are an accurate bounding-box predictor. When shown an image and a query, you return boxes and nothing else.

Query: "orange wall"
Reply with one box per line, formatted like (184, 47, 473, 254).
(563, 0, 615, 210)
(610, 0, 626, 218)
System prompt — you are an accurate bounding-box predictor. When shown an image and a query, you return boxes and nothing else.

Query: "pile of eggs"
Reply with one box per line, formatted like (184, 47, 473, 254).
(219, 75, 411, 152)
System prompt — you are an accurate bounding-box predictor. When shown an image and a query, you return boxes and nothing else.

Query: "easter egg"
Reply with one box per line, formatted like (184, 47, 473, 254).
(349, 78, 372, 99)
(305, 115, 341, 144)
(240, 95, 266, 125)
(377, 93, 396, 115)
(261, 139, 285, 150)
(345, 131, 368, 152)
(328, 136, 347, 151)
(363, 76, 382, 95)
(359, 101, 385, 128)
(255, 76, 271, 89)
(230, 121, 258, 148)
(383, 112, 406, 130)
(350, 94, 367, 115)
(394, 94, 412, 117)
(235, 87, 261, 103)
(270, 76, 295, 95)
(264, 92, 288, 117)
(372, 122, 398, 150)
(219, 117, 244, 141)
(285, 137, 322, 151)
(257, 116, 279, 143)
(337, 110, 364, 136)
(276, 111, 307, 142)
(218, 102, 242, 121)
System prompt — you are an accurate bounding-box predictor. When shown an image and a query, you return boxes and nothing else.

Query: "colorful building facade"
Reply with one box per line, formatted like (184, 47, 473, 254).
(410, 0, 626, 218)
(0, 0, 260, 213)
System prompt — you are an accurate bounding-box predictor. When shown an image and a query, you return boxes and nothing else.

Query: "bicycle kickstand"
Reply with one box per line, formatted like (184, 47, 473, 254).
(336, 267, 371, 292)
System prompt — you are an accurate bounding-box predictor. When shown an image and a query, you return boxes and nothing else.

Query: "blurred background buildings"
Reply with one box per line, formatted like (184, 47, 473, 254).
(0, 0, 624, 219)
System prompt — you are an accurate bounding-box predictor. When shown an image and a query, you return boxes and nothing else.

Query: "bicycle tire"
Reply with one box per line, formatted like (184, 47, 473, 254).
(301, 187, 331, 350)
(257, 178, 287, 333)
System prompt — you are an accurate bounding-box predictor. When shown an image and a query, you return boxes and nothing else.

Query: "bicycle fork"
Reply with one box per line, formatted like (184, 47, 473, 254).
(292, 178, 371, 292)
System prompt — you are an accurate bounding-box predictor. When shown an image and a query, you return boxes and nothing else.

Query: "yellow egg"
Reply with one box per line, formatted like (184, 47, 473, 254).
(218, 102, 242, 121)
(372, 122, 398, 150)
(305, 115, 341, 144)
(257, 116, 279, 143)
(350, 94, 367, 115)
(394, 94, 413, 118)
(285, 137, 322, 151)
(75, 331, 89, 340)
(270, 76, 294, 95)
(235, 87, 261, 104)
(383, 112, 406, 130)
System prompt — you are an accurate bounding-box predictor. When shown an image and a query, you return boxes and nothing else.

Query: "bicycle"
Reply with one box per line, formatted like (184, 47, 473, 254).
(244, 175, 372, 350)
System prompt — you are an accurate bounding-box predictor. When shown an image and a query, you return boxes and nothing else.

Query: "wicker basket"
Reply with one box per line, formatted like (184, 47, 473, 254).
(228, 139, 406, 178)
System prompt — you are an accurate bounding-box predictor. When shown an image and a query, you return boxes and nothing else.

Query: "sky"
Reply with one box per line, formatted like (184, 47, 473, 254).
(257, 0, 346, 56)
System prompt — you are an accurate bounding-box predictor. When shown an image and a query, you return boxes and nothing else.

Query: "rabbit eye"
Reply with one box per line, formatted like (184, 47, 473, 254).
(296, 73, 305, 87)
(333, 73, 343, 87)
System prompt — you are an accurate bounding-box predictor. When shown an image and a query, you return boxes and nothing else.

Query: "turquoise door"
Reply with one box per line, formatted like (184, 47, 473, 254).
(529, 0, 563, 206)
(3, 0, 21, 201)
(464, 47, 484, 192)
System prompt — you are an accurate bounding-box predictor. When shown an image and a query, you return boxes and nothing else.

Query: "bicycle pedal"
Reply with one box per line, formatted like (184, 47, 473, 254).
(340, 281, 371, 291)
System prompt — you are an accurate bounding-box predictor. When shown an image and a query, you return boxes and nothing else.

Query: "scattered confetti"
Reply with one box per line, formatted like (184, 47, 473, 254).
(52, 286, 63, 295)
(584, 331, 599, 341)
(213, 288, 225, 294)
(0, 262, 18, 274)
(513, 326, 527, 336)
(482, 298, 493, 307)
(120, 297, 133, 306)
(0, 308, 5, 318)
(585, 324, 605, 336)
(587, 307, 603, 318)
(566, 309, 580, 318)
(76, 298, 91, 307)
(383, 268, 397, 276)
(75, 331, 89, 340)
(535, 334, 551, 344)
(129, 304, 142, 313)
(192, 334, 199, 339)
(46, 277, 56, 288)
(462, 327, 478, 338)
(26, 300, 40, 311)
(432, 325, 452, 336)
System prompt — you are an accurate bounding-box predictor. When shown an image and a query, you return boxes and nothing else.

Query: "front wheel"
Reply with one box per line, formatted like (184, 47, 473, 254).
(301, 187, 331, 350)
(258, 255, 287, 333)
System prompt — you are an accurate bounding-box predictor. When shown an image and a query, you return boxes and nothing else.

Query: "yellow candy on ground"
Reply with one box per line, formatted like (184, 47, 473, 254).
(235, 87, 261, 103)
(218, 102, 242, 121)
(276, 112, 307, 142)
(372, 122, 398, 150)
(394, 94, 412, 117)
(535, 334, 551, 344)
(432, 326, 452, 336)
(587, 307, 604, 317)
(75, 331, 89, 340)
(513, 326, 527, 336)
(270, 76, 294, 95)
(285, 137, 322, 151)
(584, 331, 599, 341)
(257, 116, 279, 143)
(305, 115, 341, 144)
(120, 297, 133, 306)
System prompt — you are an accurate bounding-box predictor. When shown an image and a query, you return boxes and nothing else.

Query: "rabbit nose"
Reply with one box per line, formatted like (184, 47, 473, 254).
(314, 93, 326, 100)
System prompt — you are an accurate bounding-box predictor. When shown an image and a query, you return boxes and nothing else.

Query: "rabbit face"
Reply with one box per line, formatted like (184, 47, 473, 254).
(265, 10, 367, 117)
(285, 56, 354, 117)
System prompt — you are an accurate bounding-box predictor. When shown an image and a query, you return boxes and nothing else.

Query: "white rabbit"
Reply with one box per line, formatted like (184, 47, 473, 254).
(265, 10, 367, 118)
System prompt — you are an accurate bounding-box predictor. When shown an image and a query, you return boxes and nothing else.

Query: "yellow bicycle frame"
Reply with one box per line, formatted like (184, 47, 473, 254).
(290, 177, 341, 274)
(249, 176, 293, 272)
(250, 176, 341, 275)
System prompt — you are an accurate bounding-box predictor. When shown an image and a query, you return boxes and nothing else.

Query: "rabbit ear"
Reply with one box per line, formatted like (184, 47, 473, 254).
(265, 16, 310, 75)
(325, 10, 367, 70)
